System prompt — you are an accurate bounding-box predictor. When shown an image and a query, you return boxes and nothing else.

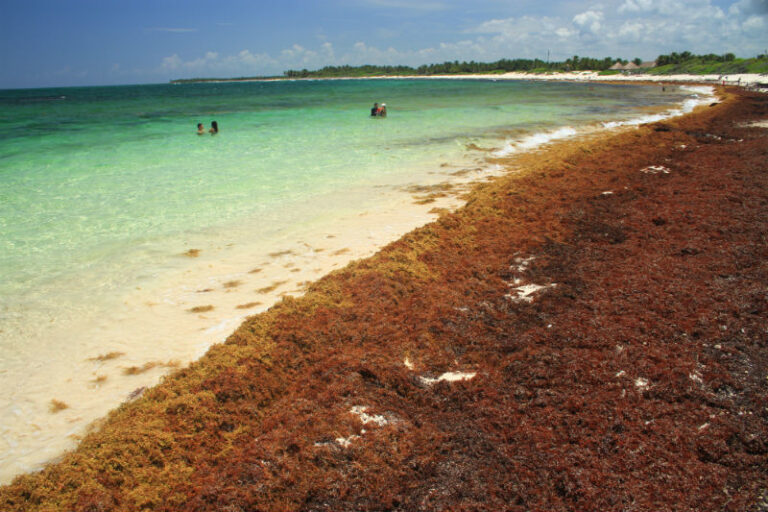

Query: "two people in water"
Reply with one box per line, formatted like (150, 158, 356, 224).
(201, 104, 385, 134)
(197, 121, 218, 135)
(370, 102, 387, 118)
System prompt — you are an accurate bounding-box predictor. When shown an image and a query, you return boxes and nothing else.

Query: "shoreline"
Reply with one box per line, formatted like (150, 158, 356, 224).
(0, 89, 768, 510)
(176, 70, 768, 88)
(0, 80, 706, 485)
(3, 87, 767, 510)
(0, 126, 491, 484)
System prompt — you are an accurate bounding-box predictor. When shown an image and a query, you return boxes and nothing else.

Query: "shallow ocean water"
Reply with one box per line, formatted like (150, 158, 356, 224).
(0, 78, 703, 482)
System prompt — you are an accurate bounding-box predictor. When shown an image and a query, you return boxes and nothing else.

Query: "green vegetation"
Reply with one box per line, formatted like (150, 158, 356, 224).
(648, 51, 768, 75)
(285, 52, 768, 79)
(283, 56, 626, 78)
(171, 51, 768, 84)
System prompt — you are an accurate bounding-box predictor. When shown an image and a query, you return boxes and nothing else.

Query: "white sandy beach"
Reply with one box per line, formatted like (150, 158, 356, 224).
(290, 71, 768, 88)
(431, 71, 768, 87)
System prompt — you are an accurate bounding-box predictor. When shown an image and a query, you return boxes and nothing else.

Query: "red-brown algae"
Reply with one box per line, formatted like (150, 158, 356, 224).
(0, 88, 766, 511)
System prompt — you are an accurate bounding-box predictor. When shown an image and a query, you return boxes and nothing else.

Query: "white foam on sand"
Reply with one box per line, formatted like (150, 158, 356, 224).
(350, 406, 389, 427)
(740, 119, 768, 128)
(635, 377, 650, 391)
(641, 165, 672, 174)
(492, 85, 717, 158)
(419, 371, 477, 386)
(603, 86, 716, 129)
(505, 283, 556, 303)
(318, 406, 390, 449)
(511, 256, 536, 273)
(494, 126, 578, 157)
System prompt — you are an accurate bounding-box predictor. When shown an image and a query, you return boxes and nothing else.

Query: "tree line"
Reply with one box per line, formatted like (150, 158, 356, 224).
(656, 51, 736, 66)
(282, 51, 768, 79)
(283, 56, 636, 78)
(172, 51, 767, 83)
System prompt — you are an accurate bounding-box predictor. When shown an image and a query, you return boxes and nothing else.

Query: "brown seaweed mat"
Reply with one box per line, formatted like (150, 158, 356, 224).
(2, 89, 767, 511)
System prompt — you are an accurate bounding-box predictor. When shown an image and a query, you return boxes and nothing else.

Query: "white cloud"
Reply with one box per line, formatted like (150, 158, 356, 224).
(161, 54, 183, 71)
(729, 0, 768, 16)
(346, 41, 404, 64)
(573, 10, 604, 34)
(281, 44, 308, 59)
(618, 0, 655, 13)
(618, 0, 725, 18)
(157, 0, 768, 80)
(742, 14, 766, 30)
(466, 0, 766, 59)
(320, 42, 335, 59)
(161, 50, 277, 76)
(616, 21, 645, 41)
(473, 15, 561, 36)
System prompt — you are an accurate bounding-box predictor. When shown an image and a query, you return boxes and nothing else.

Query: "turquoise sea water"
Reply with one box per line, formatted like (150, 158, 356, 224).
(0, 80, 688, 301)
(0, 78, 700, 482)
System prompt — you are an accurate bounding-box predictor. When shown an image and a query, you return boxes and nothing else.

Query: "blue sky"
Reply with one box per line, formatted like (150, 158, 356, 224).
(1, 0, 766, 88)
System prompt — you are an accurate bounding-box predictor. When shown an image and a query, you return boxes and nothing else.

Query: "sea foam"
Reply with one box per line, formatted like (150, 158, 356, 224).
(602, 86, 716, 129)
(493, 126, 578, 156)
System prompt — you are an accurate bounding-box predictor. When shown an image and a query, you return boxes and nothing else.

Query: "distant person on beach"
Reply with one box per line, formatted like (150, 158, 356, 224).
(197, 123, 205, 135)
(209, 121, 218, 134)
(371, 102, 379, 117)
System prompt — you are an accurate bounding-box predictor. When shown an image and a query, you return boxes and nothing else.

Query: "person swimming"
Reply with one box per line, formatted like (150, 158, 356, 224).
(197, 123, 205, 135)
(370, 102, 387, 117)
(209, 121, 218, 134)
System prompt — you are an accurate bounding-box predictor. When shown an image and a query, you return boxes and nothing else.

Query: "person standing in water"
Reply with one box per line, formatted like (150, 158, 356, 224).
(209, 121, 218, 134)
(370, 102, 387, 117)
(197, 123, 205, 135)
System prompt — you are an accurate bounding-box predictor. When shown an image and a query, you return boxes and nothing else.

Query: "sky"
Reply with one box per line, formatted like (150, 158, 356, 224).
(1, 0, 766, 89)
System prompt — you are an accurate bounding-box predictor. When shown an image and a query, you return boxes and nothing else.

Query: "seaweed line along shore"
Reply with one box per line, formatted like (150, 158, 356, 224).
(2, 85, 768, 511)
(0, 79, 705, 484)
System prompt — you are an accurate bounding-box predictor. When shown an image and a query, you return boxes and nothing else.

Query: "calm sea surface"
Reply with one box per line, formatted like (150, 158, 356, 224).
(0, 78, 705, 482)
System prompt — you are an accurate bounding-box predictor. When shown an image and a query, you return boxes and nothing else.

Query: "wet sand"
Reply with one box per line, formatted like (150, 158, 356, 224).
(1, 87, 767, 511)
(0, 135, 499, 485)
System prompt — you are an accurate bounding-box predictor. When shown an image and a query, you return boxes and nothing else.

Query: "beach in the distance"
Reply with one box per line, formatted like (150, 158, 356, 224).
(194, 70, 768, 88)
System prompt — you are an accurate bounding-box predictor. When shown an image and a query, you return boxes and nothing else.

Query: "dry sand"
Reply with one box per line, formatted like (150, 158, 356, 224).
(413, 70, 768, 87)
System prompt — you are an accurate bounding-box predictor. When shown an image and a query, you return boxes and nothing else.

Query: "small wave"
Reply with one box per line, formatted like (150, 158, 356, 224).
(679, 85, 715, 96)
(602, 111, 679, 129)
(493, 126, 578, 156)
(12, 95, 67, 104)
(602, 86, 716, 129)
